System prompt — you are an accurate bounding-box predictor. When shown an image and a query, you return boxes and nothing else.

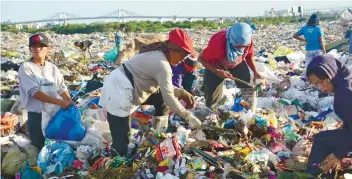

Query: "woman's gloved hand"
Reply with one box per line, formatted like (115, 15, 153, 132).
(185, 114, 202, 129)
(181, 90, 196, 109)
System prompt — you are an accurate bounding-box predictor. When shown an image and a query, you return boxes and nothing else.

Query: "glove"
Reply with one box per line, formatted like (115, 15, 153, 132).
(185, 114, 202, 129)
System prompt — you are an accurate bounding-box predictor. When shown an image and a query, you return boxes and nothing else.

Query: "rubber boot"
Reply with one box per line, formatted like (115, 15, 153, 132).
(241, 88, 257, 113)
(151, 116, 169, 133)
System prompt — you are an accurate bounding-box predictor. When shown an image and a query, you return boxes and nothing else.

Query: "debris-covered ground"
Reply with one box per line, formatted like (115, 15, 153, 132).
(1, 21, 352, 179)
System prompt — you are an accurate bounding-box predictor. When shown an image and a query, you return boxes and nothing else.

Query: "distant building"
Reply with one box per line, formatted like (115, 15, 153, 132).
(340, 8, 352, 21)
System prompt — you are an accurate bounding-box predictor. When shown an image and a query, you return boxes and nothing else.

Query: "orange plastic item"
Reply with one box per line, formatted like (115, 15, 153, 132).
(0, 112, 18, 136)
(132, 111, 152, 124)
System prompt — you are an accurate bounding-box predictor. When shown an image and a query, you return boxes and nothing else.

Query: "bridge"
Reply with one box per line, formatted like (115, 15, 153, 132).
(4, 9, 235, 25)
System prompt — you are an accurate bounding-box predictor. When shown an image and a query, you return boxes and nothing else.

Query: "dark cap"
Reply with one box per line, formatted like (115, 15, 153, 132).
(29, 33, 49, 47)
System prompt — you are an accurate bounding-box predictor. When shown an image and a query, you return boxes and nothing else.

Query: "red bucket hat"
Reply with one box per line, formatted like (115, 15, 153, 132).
(168, 29, 196, 56)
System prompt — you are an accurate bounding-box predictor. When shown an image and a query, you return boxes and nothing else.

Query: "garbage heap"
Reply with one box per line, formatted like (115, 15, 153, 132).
(1, 21, 352, 179)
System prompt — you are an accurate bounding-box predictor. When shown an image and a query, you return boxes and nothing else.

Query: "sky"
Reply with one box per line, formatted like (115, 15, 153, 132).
(1, 0, 352, 23)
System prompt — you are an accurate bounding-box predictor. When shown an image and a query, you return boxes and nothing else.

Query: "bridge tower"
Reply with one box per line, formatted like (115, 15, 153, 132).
(118, 9, 126, 23)
(173, 16, 178, 23)
(59, 12, 67, 26)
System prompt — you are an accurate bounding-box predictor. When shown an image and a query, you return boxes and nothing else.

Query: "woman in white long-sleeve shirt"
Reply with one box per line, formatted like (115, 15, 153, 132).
(99, 29, 202, 157)
(18, 33, 71, 150)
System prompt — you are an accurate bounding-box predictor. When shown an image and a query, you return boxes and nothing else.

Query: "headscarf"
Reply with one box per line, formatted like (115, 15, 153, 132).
(226, 23, 253, 62)
(307, 54, 352, 90)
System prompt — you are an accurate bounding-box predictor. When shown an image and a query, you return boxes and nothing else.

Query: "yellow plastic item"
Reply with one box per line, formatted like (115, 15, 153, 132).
(268, 59, 278, 69)
(238, 147, 251, 156)
(158, 158, 171, 167)
(273, 46, 294, 56)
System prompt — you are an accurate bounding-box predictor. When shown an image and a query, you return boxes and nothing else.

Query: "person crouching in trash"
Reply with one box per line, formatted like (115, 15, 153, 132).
(74, 40, 93, 59)
(99, 29, 202, 157)
(198, 22, 263, 112)
(18, 33, 71, 150)
(305, 54, 352, 177)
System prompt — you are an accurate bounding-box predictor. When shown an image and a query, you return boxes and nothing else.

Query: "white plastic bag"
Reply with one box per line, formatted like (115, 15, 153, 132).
(286, 52, 305, 64)
(82, 108, 107, 122)
(255, 62, 282, 84)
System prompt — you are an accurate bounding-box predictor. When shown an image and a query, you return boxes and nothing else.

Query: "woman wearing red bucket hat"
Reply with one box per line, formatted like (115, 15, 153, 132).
(99, 29, 202, 157)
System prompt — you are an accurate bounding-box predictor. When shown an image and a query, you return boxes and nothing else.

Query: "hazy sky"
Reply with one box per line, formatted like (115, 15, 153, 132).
(1, 0, 352, 22)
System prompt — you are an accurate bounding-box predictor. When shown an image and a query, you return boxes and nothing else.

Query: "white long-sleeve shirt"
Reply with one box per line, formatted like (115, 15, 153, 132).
(18, 60, 67, 113)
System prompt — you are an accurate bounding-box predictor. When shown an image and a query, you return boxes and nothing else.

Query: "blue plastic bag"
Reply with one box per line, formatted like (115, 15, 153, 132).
(46, 105, 86, 141)
(37, 141, 76, 176)
(21, 162, 43, 179)
(104, 47, 119, 62)
(232, 97, 247, 112)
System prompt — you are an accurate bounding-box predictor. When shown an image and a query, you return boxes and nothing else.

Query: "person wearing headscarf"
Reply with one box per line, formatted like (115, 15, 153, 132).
(198, 22, 262, 112)
(99, 29, 202, 157)
(18, 33, 71, 150)
(293, 14, 326, 68)
(305, 54, 352, 176)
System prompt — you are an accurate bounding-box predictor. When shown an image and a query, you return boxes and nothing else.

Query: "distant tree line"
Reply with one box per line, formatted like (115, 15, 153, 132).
(1, 13, 340, 34)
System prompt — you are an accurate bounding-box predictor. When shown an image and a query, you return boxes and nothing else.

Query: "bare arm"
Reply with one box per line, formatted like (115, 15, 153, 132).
(60, 91, 71, 102)
(293, 33, 306, 42)
(319, 36, 326, 54)
(33, 91, 61, 105)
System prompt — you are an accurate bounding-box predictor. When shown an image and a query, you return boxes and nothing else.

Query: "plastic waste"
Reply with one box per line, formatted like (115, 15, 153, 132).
(45, 105, 86, 141)
(155, 136, 181, 162)
(286, 52, 305, 64)
(20, 162, 43, 179)
(247, 151, 270, 165)
(255, 62, 282, 84)
(175, 126, 191, 147)
(1, 144, 39, 176)
(104, 47, 119, 62)
(232, 97, 246, 112)
(37, 141, 76, 175)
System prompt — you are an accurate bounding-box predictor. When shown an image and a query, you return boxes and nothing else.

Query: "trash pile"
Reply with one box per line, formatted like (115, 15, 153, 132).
(1, 21, 352, 179)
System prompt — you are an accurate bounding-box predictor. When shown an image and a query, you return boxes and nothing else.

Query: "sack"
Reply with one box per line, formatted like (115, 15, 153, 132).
(45, 105, 86, 141)
(1, 144, 38, 176)
(37, 141, 76, 175)
(104, 47, 119, 62)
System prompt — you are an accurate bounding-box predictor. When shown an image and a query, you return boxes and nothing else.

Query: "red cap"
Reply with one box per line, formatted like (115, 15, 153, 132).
(168, 29, 196, 56)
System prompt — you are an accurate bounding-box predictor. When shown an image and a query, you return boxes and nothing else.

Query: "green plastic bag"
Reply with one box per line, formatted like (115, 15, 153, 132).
(104, 47, 119, 62)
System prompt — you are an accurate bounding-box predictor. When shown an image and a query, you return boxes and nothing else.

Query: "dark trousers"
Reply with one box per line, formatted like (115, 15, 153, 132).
(142, 91, 169, 116)
(27, 112, 45, 151)
(107, 92, 169, 157)
(203, 60, 251, 109)
(306, 129, 352, 175)
(107, 112, 131, 157)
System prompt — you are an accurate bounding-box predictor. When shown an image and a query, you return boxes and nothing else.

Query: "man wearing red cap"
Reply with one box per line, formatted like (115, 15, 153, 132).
(99, 29, 202, 157)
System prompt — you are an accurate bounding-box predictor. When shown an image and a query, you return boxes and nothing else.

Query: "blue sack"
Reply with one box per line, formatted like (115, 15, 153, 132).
(37, 141, 76, 175)
(104, 47, 119, 62)
(46, 105, 86, 141)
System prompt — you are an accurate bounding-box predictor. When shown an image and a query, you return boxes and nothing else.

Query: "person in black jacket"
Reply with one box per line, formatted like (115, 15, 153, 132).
(74, 40, 93, 59)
